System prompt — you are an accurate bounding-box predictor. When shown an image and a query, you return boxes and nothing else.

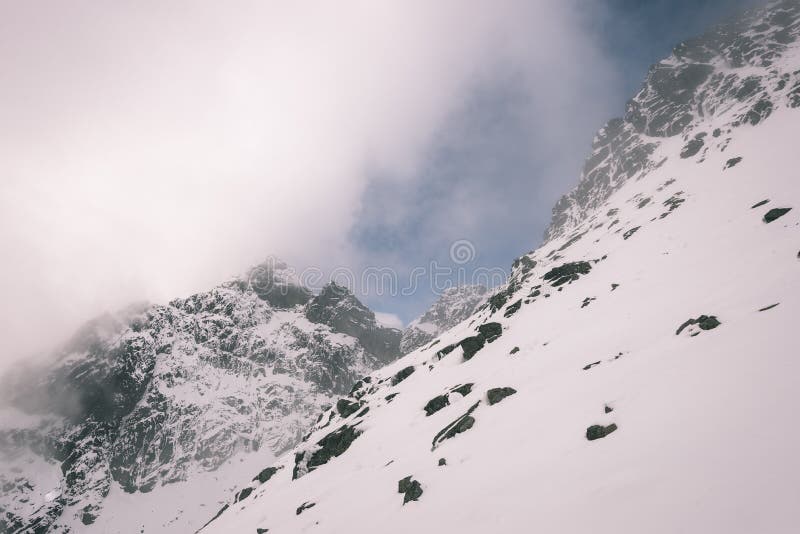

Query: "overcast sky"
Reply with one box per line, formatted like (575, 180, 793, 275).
(0, 0, 760, 364)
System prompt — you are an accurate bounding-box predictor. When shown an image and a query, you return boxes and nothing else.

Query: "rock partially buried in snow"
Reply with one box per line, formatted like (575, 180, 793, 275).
(477, 322, 503, 342)
(675, 315, 721, 336)
(391, 366, 416, 386)
(763, 207, 792, 223)
(296, 502, 316, 515)
(423, 394, 450, 416)
(336, 398, 362, 418)
(724, 156, 742, 169)
(398, 476, 423, 504)
(543, 261, 592, 287)
(486, 387, 517, 406)
(586, 423, 618, 441)
(432, 401, 480, 450)
(460, 336, 485, 360)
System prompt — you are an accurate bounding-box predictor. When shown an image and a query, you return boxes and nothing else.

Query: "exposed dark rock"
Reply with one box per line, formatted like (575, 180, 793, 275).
(460, 336, 486, 361)
(336, 398, 362, 418)
(296, 502, 316, 515)
(581, 297, 596, 309)
(235, 486, 254, 502)
(398, 476, 423, 504)
(391, 366, 415, 386)
(423, 394, 450, 416)
(661, 193, 686, 218)
(676, 315, 721, 336)
(680, 136, 704, 158)
(293, 424, 363, 479)
(751, 199, 769, 208)
(510, 346, 520, 355)
(543, 261, 592, 287)
(435, 343, 458, 360)
(724, 156, 742, 169)
(486, 387, 517, 406)
(504, 299, 523, 318)
(355, 406, 370, 418)
(477, 322, 503, 342)
(252, 466, 281, 484)
(438, 458, 447, 466)
(611, 284, 619, 291)
(450, 383, 474, 397)
(763, 207, 792, 223)
(385, 393, 399, 403)
(257, 528, 269, 533)
(604, 405, 614, 414)
(623, 226, 641, 240)
(637, 197, 652, 208)
(432, 401, 480, 450)
(758, 303, 780, 312)
(582, 361, 601, 371)
(488, 292, 509, 313)
(306, 282, 401, 364)
(586, 423, 618, 441)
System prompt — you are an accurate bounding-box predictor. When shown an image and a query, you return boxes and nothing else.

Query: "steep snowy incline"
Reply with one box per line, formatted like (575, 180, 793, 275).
(201, 4, 800, 533)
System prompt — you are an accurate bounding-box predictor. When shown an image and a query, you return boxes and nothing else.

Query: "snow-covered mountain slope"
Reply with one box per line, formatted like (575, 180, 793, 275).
(400, 286, 488, 354)
(200, 5, 800, 534)
(0, 261, 404, 533)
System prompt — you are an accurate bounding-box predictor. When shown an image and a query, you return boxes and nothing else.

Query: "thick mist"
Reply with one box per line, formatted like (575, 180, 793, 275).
(0, 0, 623, 367)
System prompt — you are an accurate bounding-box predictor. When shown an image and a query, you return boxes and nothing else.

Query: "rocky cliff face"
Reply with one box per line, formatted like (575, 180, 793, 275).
(545, 0, 800, 241)
(400, 286, 488, 354)
(196, 3, 800, 533)
(0, 262, 402, 533)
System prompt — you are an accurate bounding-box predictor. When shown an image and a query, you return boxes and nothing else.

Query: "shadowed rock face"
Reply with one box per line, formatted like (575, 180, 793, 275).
(306, 283, 402, 364)
(0, 262, 406, 531)
(401, 286, 488, 353)
(544, 0, 800, 242)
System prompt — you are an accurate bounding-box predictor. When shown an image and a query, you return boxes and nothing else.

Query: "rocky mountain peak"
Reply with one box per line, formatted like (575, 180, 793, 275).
(401, 285, 488, 353)
(306, 283, 401, 364)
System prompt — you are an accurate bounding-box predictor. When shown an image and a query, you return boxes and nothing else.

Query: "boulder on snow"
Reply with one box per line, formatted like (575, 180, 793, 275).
(543, 261, 592, 286)
(586, 423, 618, 441)
(450, 383, 474, 396)
(477, 322, 503, 342)
(675, 315, 721, 336)
(398, 476, 423, 504)
(336, 398, 362, 418)
(763, 207, 792, 223)
(486, 387, 517, 406)
(252, 466, 281, 484)
(391, 366, 416, 386)
(438, 458, 447, 466)
(423, 394, 450, 416)
(460, 336, 486, 361)
(724, 156, 742, 169)
(296, 502, 316, 515)
(510, 346, 520, 355)
(750, 199, 769, 209)
(432, 401, 481, 450)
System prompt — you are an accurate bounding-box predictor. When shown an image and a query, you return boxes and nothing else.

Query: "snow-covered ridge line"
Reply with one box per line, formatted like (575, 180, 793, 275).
(544, 0, 800, 242)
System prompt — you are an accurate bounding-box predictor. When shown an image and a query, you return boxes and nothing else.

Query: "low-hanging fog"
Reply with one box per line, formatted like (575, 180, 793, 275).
(0, 0, 759, 368)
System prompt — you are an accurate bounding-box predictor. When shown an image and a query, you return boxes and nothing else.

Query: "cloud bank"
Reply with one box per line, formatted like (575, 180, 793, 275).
(0, 0, 615, 364)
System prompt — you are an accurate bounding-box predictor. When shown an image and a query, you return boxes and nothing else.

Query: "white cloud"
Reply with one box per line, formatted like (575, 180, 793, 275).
(373, 312, 405, 330)
(0, 0, 614, 365)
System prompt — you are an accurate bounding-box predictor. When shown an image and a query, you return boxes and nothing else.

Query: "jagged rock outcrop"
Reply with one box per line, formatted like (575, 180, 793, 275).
(0, 261, 404, 532)
(545, 0, 800, 241)
(401, 286, 488, 353)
